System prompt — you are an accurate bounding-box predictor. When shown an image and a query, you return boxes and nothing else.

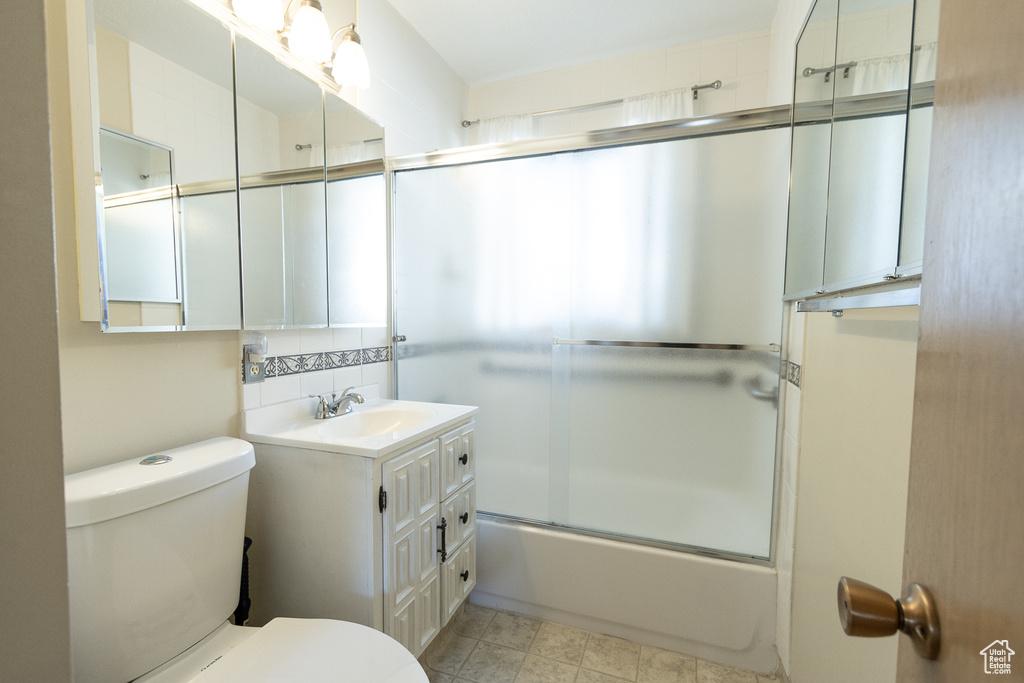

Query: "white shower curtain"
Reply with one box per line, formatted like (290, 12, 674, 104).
(623, 88, 695, 125)
(475, 114, 534, 145)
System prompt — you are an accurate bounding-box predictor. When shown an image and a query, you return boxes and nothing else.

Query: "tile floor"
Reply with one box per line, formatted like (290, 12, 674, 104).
(419, 603, 778, 683)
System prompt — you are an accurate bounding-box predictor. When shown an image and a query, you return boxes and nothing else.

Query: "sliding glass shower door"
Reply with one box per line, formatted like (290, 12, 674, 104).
(394, 127, 788, 558)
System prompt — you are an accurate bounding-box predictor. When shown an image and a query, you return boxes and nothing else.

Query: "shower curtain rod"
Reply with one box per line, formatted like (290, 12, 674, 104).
(461, 80, 723, 127)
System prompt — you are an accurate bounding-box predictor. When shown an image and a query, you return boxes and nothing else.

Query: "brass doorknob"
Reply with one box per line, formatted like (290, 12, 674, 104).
(837, 577, 941, 660)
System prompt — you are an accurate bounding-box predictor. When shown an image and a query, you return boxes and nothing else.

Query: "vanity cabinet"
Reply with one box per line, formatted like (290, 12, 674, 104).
(245, 418, 476, 659)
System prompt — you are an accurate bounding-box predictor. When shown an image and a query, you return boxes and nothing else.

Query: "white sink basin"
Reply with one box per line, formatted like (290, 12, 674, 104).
(242, 396, 478, 458)
(317, 405, 436, 439)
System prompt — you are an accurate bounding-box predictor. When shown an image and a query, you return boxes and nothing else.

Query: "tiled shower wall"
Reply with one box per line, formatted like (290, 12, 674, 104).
(466, 30, 772, 141)
(241, 327, 392, 409)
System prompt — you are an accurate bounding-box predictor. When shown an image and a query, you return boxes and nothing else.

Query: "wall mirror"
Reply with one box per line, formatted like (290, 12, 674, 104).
(784, 0, 931, 299)
(88, 0, 387, 332)
(235, 33, 328, 329)
(93, 0, 240, 331)
(784, 0, 838, 296)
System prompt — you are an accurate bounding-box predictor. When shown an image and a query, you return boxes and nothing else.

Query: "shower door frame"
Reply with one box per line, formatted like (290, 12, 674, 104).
(386, 104, 792, 566)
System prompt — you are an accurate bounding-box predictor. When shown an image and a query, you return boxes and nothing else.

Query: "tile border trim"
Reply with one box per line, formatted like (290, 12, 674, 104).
(264, 346, 391, 379)
(787, 361, 801, 388)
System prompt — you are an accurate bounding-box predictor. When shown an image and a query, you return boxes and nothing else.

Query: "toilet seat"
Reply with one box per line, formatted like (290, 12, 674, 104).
(136, 618, 427, 683)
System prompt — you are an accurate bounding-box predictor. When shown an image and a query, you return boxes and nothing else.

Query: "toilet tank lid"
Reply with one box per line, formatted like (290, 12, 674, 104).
(65, 437, 256, 529)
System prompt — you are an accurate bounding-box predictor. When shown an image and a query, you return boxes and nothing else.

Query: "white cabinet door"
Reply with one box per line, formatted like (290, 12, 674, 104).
(442, 533, 477, 625)
(440, 422, 475, 499)
(383, 439, 439, 655)
(441, 480, 476, 550)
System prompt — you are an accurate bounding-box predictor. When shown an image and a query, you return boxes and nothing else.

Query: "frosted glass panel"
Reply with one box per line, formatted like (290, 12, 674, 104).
(180, 193, 240, 328)
(328, 174, 386, 326)
(823, 114, 906, 285)
(784, 123, 831, 295)
(104, 199, 179, 302)
(395, 155, 571, 523)
(564, 346, 778, 556)
(568, 132, 788, 345)
(395, 130, 786, 557)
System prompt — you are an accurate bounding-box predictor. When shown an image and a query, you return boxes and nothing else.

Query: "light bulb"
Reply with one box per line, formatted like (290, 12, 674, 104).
(288, 1, 332, 64)
(332, 32, 371, 89)
(232, 0, 284, 33)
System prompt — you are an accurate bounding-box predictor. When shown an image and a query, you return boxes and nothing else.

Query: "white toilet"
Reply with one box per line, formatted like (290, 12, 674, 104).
(64, 436, 428, 683)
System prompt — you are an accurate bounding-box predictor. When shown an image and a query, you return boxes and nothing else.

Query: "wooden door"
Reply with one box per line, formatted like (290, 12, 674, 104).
(897, 0, 1024, 679)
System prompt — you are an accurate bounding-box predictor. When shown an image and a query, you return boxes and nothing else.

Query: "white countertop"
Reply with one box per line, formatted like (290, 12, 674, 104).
(242, 395, 478, 459)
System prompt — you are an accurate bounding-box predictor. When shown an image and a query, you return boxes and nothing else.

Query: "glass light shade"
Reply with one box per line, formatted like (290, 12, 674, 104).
(332, 35, 371, 89)
(288, 2, 332, 63)
(232, 0, 284, 32)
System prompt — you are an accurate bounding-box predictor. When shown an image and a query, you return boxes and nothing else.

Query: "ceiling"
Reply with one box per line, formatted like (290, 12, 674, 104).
(384, 0, 782, 86)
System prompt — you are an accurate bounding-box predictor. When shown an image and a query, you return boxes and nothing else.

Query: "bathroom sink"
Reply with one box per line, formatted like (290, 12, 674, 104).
(242, 394, 478, 458)
(317, 405, 436, 439)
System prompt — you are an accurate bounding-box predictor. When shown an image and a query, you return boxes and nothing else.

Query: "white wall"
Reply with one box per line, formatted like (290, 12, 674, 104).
(464, 30, 772, 141)
(787, 307, 917, 683)
(324, 0, 469, 155)
(0, 0, 72, 679)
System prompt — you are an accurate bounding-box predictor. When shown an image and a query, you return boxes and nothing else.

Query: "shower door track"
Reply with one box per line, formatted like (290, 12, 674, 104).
(478, 512, 774, 567)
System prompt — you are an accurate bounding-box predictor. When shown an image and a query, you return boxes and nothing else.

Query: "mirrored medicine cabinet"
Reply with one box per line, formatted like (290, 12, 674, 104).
(89, 0, 386, 332)
(784, 0, 939, 300)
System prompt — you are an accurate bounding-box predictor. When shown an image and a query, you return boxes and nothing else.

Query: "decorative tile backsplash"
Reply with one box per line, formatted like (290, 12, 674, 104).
(264, 346, 391, 379)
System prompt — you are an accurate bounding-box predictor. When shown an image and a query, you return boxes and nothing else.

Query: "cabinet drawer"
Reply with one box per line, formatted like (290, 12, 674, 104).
(441, 481, 476, 550)
(439, 421, 475, 498)
(441, 533, 476, 626)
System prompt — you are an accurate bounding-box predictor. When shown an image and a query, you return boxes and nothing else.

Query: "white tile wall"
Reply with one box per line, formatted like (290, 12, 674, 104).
(128, 43, 271, 183)
(466, 30, 772, 142)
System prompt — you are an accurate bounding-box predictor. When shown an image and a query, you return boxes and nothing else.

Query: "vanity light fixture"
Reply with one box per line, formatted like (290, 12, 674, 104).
(230, 0, 370, 88)
(330, 22, 371, 88)
(230, 0, 284, 32)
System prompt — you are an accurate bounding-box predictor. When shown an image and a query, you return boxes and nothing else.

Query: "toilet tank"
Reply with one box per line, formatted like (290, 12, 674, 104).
(65, 437, 256, 683)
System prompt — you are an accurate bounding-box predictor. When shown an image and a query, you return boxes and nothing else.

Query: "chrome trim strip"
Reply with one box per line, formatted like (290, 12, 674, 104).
(478, 512, 773, 566)
(106, 160, 388, 204)
(796, 284, 921, 313)
(390, 104, 793, 171)
(553, 338, 781, 352)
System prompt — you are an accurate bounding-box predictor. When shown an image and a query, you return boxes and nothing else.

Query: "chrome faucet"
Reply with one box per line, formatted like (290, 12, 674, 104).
(329, 387, 365, 416)
(309, 387, 365, 419)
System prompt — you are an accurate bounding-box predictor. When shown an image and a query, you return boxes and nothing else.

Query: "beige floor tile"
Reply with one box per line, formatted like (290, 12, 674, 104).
(576, 669, 635, 683)
(426, 669, 455, 683)
(755, 675, 777, 683)
(459, 641, 528, 683)
(696, 660, 758, 683)
(453, 603, 499, 639)
(580, 634, 640, 680)
(481, 611, 543, 651)
(529, 621, 590, 665)
(514, 654, 579, 683)
(424, 628, 478, 675)
(637, 646, 697, 683)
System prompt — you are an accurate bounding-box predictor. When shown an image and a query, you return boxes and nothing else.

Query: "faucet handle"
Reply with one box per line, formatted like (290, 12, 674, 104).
(308, 394, 331, 419)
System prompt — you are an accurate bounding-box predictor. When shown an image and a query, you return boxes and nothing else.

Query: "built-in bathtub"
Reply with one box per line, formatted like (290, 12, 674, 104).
(471, 515, 778, 674)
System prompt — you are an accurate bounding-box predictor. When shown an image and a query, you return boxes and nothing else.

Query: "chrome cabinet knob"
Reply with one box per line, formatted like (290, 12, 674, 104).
(837, 576, 941, 660)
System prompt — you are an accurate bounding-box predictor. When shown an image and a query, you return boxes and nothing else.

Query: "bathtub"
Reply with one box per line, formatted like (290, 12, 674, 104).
(471, 515, 778, 674)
